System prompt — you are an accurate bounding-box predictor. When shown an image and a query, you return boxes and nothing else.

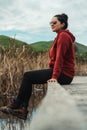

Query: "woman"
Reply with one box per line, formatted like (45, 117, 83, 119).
(0, 13, 75, 120)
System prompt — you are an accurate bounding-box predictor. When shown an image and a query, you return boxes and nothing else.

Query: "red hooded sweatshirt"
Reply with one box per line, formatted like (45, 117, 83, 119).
(49, 30, 75, 79)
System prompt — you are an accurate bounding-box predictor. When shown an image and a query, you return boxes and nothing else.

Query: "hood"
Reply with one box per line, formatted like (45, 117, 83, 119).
(59, 30, 75, 43)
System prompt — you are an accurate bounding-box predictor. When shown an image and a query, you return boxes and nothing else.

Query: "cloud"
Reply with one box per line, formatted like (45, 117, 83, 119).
(0, 0, 87, 45)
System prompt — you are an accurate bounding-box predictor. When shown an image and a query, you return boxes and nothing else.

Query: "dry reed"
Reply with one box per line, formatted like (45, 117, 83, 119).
(0, 44, 87, 107)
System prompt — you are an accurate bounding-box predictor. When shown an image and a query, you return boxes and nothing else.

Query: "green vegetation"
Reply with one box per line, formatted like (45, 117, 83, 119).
(0, 35, 87, 60)
(30, 41, 87, 54)
(30, 41, 53, 52)
(75, 42, 87, 61)
(75, 42, 87, 53)
(30, 41, 87, 59)
(0, 35, 27, 48)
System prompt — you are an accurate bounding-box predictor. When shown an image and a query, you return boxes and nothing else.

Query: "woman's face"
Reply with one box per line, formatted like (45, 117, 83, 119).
(50, 17, 65, 33)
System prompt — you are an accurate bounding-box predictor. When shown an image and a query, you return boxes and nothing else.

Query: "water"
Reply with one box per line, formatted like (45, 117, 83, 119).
(0, 77, 87, 130)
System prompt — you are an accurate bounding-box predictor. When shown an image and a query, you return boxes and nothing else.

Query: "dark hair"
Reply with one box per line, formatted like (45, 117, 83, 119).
(54, 13, 68, 29)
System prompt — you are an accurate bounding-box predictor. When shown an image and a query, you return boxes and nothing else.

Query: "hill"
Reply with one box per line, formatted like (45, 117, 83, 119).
(0, 35, 87, 55)
(0, 35, 27, 48)
(75, 42, 87, 53)
(30, 41, 87, 54)
(30, 41, 53, 52)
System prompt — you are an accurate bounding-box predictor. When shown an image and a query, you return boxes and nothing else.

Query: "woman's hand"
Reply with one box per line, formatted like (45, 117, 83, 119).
(47, 78, 57, 82)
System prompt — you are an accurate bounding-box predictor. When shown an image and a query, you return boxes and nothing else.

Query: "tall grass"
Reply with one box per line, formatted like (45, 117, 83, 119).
(0, 43, 87, 107)
(0, 44, 48, 112)
(0, 42, 87, 125)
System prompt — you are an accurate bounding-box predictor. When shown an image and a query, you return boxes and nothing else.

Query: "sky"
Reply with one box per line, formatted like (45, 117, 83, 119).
(0, 0, 87, 46)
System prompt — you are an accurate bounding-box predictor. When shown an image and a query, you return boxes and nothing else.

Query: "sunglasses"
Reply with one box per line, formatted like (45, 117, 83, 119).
(50, 21, 57, 25)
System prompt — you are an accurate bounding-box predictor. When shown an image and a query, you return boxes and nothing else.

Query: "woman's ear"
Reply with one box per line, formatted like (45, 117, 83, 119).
(61, 23, 65, 29)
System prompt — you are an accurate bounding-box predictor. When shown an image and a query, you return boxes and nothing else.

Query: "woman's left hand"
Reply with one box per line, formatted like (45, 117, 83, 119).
(47, 78, 57, 82)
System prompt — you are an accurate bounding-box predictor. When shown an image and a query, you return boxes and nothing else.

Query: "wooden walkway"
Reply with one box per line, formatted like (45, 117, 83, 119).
(30, 76, 87, 130)
(63, 76, 87, 123)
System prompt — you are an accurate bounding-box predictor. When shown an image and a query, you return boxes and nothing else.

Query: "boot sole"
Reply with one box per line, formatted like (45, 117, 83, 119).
(9, 109, 28, 120)
(0, 108, 28, 120)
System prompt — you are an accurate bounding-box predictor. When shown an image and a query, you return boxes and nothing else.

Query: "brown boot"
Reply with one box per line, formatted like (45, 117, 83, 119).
(0, 100, 28, 120)
(9, 106, 28, 120)
(0, 99, 20, 113)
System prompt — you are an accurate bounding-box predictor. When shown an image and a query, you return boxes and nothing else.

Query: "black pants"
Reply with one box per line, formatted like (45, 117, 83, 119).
(16, 68, 73, 108)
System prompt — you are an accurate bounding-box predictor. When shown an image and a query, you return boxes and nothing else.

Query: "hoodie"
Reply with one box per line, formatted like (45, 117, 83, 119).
(49, 30, 75, 79)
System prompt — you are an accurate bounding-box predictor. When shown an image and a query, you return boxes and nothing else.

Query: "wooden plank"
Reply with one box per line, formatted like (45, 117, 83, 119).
(30, 81, 86, 130)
